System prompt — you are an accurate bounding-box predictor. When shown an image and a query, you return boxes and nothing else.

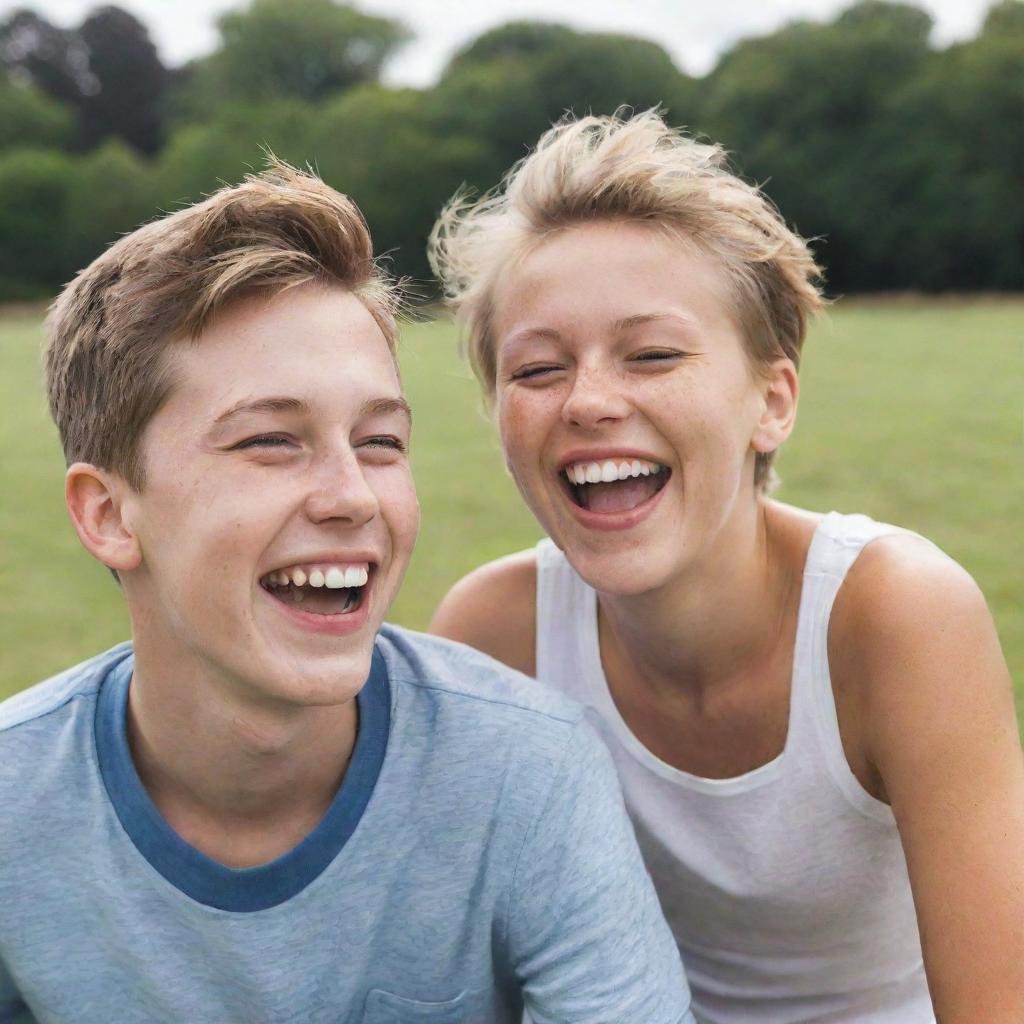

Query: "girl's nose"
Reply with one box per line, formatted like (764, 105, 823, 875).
(560, 369, 631, 430)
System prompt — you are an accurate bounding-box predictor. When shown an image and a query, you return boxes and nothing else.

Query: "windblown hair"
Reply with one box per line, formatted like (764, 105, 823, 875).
(45, 160, 397, 490)
(429, 109, 825, 491)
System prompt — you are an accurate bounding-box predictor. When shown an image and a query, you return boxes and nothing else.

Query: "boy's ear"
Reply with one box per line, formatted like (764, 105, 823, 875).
(751, 358, 799, 456)
(65, 463, 142, 572)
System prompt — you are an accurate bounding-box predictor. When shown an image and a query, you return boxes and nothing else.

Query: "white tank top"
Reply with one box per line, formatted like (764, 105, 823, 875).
(535, 512, 936, 1024)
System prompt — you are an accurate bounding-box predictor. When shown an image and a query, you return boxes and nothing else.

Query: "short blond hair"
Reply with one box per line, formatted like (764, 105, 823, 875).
(429, 109, 825, 491)
(45, 160, 397, 490)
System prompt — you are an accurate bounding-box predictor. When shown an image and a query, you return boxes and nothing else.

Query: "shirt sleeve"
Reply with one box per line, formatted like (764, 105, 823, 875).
(507, 719, 696, 1024)
(0, 957, 36, 1024)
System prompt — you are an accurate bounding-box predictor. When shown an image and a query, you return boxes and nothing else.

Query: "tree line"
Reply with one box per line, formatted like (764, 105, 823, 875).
(1, 0, 1022, 300)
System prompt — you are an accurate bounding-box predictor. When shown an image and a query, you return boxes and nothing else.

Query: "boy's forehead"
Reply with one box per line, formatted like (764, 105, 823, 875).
(161, 287, 404, 422)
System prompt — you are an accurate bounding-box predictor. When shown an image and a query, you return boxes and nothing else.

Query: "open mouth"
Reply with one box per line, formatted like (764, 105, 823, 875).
(562, 458, 670, 514)
(259, 563, 373, 617)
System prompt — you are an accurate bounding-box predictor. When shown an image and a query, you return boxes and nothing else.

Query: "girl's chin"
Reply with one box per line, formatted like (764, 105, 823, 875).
(565, 549, 677, 598)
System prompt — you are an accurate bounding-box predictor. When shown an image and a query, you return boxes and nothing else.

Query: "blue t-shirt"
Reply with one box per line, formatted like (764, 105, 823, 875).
(0, 625, 694, 1024)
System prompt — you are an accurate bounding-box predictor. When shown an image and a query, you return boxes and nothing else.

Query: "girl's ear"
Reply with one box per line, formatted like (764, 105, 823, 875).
(751, 358, 799, 455)
(65, 463, 142, 573)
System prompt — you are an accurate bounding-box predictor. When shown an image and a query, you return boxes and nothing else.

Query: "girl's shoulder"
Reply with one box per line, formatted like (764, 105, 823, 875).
(826, 517, 1004, 778)
(428, 549, 538, 676)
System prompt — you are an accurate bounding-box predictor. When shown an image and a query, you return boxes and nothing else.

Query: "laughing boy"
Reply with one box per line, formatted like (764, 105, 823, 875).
(0, 165, 695, 1024)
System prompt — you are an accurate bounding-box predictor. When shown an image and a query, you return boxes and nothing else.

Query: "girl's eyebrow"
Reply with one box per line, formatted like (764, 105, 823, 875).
(614, 311, 703, 335)
(503, 326, 562, 348)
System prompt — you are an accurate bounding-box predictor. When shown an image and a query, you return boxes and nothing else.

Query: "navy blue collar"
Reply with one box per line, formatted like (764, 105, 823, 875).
(95, 645, 390, 912)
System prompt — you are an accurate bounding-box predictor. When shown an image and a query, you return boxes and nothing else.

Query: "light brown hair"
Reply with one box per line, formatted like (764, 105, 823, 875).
(429, 109, 825, 491)
(45, 160, 397, 490)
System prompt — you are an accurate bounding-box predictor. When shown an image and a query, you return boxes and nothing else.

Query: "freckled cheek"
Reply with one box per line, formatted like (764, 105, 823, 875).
(497, 393, 557, 458)
(374, 472, 420, 548)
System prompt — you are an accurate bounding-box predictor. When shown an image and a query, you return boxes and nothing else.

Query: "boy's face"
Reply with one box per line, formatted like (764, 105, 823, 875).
(117, 283, 419, 707)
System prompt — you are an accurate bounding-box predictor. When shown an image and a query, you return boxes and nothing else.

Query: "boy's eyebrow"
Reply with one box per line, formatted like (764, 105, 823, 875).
(210, 395, 412, 427)
(211, 396, 309, 426)
(362, 396, 412, 422)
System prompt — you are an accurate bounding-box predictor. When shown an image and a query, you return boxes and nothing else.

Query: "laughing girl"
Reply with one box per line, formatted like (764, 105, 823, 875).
(428, 111, 1024, 1023)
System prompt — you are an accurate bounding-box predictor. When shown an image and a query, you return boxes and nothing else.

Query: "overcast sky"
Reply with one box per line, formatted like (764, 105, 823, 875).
(4, 0, 994, 83)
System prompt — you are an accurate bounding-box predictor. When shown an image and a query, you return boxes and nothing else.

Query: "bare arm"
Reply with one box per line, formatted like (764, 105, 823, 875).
(429, 550, 538, 676)
(834, 537, 1024, 1022)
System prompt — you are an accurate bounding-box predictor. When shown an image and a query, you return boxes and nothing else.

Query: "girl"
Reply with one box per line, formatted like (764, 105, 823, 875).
(428, 111, 1024, 1023)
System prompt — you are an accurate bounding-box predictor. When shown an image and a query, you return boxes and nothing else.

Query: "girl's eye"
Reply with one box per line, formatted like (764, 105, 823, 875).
(509, 364, 560, 381)
(234, 434, 294, 450)
(631, 349, 685, 363)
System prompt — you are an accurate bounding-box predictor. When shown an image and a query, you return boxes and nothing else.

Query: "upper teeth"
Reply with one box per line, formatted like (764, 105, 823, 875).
(564, 459, 664, 485)
(264, 564, 369, 589)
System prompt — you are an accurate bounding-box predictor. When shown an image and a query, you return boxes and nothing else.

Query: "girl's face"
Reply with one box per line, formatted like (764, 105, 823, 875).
(492, 220, 792, 596)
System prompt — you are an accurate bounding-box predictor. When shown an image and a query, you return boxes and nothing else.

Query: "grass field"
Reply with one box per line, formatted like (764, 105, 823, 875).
(1, 300, 1021, 730)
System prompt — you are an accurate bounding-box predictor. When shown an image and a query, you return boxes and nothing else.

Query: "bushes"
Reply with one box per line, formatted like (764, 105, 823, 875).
(0, 82, 72, 151)
(65, 141, 157, 275)
(0, 148, 73, 298)
(1, 0, 1022, 299)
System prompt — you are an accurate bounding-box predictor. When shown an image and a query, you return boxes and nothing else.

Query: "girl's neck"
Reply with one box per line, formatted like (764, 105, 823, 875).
(597, 500, 815, 699)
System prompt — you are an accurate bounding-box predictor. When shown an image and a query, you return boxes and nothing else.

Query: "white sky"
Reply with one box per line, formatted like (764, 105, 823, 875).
(3, 0, 993, 83)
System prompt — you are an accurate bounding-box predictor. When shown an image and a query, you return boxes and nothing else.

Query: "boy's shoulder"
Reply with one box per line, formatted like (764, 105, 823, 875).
(0, 644, 132, 853)
(0, 642, 132, 738)
(376, 623, 583, 730)
(374, 625, 614, 850)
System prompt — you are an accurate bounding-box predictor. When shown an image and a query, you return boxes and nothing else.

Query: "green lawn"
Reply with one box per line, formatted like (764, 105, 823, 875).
(1, 300, 1021, 729)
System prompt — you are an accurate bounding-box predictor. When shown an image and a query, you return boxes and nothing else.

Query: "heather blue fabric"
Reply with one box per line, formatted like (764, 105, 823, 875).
(0, 625, 694, 1024)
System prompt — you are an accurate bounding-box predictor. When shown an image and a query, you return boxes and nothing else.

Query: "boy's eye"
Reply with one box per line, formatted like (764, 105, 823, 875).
(233, 434, 294, 450)
(360, 435, 408, 453)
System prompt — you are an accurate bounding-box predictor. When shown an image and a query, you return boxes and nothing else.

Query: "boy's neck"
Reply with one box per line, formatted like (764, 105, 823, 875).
(124, 653, 358, 869)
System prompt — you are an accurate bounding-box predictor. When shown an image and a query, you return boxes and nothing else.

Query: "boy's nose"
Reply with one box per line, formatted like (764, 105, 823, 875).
(304, 454, 379, 526)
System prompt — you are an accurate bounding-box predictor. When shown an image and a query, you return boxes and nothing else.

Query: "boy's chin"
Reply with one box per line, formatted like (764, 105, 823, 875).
(253, 656, 373, 708)
(210, 636, 377, 709)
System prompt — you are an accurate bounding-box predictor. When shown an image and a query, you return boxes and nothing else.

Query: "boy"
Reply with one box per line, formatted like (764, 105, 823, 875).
(0, 164, 695, 1024)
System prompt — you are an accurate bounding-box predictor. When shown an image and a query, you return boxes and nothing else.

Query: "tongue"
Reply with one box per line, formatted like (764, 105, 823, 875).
(275, 586, 356, 615)
(582, 476, 661, 514)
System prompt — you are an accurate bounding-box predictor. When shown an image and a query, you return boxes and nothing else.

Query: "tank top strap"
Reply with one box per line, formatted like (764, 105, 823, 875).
(789, 511, 909, 821)
(803, 511, 906, 583)
(535, 537, 600, 707)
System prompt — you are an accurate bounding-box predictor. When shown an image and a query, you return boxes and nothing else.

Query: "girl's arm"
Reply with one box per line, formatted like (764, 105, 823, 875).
(833, 536, 1024, 1022)
(430, 549, 538, 675)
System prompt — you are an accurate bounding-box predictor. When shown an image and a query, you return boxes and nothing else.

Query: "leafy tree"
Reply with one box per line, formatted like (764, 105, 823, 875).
(77, 6, 167, 154)
(188, 0, 410, 107)
(0, 80, 72, 149)
(699, 1, 935, 290)
(65, 140, 157, 274)
(982, 0, 1024, 37)
(426, 55, 552, 190)
(0, 8, 94, 108)
(1, 6, 167, 153)
(310, 85, 486, 282)
(445, 20, 576, 72)
(155, 99, 319, 205)
(432, 22, 696, 192)
(0, 147, 73, 297)
(868, 4, 1024, 289)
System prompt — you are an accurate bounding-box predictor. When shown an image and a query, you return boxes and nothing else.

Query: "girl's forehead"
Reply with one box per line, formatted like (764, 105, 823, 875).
(492, 223, 735, 340)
